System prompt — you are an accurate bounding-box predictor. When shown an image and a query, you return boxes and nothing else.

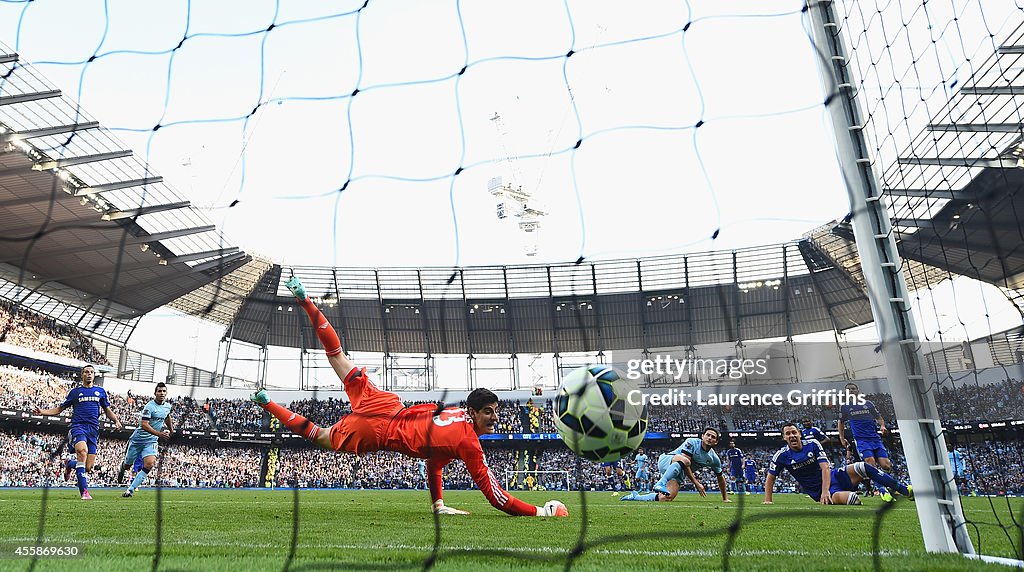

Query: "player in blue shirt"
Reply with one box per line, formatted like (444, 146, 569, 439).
(742, 455, 758, 494)
(417, 459, 427, 490)
(601, 459, 632, 490)
(621, 427, 728, 502)
(801, 418, 830, 445)
(725, 439, 744, 494)
(763, 423, 911, 506)
(34, 365, 122, 500)
(838, 383, 896, 501)
(118, 382, 174, 497)
(634, 447, 650, 487)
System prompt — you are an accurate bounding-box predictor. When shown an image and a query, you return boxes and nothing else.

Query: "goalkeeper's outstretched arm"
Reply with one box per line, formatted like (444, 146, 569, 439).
(453, 441, 567, 517)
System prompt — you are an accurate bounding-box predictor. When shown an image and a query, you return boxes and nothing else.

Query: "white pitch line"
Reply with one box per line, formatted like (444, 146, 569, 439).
(2, 536, 911, 559)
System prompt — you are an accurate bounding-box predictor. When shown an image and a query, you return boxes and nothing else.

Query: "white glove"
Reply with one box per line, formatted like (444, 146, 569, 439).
(540, 500, 569, 517)
(433, 500, 470, 515)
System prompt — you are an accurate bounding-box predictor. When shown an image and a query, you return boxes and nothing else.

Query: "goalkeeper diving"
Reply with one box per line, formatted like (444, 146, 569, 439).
(251, 276, 568, 518)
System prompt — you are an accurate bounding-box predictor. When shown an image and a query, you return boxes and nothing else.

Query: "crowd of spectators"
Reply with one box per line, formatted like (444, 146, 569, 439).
(0, 300, 109, 364)
(0, 365, 71, 411)
(0, 429, 260, 488)
(4, 366, 1024, 437)
(646, 402, 727, 433)
(2, 426, 1020, 496)
(937, 379, 1024, 424)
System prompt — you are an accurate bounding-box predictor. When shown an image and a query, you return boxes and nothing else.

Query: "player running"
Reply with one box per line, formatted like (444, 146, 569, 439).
(838, 383, 896, 501)
(33, 365, 122, 499)
(118, 382, 174, 497)
(251, 276, 567, 518)
(763, 423, 911, 506)
(621, 427, 728, 502)
(724, 439, 744, 494)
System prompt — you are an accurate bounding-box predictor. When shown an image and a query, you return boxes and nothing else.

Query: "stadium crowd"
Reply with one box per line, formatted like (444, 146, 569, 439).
(0, 300, 109, 365)
(1, 426, 1020, 496)
(5, 365, 1024, 437)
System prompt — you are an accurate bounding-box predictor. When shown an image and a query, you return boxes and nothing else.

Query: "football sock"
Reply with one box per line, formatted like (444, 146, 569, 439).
(260, 401, 321, 441)
(620, 491, 659, 501)
(75, 463, 87, 495)
(129, 469, 148, 492)
(296, 298, 342, 356)
(862, 464, 907, 496)
(654, 462, 682, 491)
(655, 462, 679, 495)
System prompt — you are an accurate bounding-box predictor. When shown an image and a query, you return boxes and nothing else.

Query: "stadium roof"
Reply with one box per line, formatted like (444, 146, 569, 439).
(207, 241, 875, 354)
(872, 24, 1024, 290)
(0, 43, 249, 340)
(3, 32, 1023, 352)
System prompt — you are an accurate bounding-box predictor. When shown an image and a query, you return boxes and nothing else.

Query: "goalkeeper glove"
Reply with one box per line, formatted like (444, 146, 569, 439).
(433, 500, 470, 515)
(538, 500, 569, 517)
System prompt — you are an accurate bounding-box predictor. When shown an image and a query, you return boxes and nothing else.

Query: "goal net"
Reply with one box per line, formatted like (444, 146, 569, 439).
(505, 470, 571, 492)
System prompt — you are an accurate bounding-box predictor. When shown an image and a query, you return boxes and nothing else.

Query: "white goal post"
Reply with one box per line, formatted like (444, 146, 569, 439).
(505, 470, 571, 492)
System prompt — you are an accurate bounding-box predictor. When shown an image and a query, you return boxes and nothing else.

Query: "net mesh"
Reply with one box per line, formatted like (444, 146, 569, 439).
(0, 0, 1021, 569)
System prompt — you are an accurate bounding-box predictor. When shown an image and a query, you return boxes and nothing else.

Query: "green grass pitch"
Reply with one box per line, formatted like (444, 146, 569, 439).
(0, 489, 1019, 571)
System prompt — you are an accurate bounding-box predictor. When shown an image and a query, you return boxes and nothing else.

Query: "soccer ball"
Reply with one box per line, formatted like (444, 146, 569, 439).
(553, 365, 648, 462)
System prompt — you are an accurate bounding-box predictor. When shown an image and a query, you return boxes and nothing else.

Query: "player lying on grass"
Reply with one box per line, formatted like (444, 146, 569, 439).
(763, 422, 912, 505)
(251, 276, 567, 518)
(620, 427, 729, 502)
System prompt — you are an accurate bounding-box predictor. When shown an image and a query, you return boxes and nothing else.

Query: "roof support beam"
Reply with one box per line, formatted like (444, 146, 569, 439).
(926, 122, 1023, 133)
(13, 121, 100, 139)
(998, 45, 1024, 54)
(0, 53, 17, 64)
(883, 188, 974, 200)
(897, 156, 1020, 169)
(101, 201, 190, 220)
(35, 150, 132, 170)
(75, 176, 163, 196)
(144, 225, 217, 242)
(894, 218, 1023, 234)
(165, 247, 240, 265)
(959, 86, 1024, 95)
(0, 90, 61, 106)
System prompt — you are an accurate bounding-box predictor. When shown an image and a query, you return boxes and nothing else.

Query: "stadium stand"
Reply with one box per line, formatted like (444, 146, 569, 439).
(2, 427, 1020, 495)
(0, 300, 110, 365)
(3, 365, 1022, 433)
